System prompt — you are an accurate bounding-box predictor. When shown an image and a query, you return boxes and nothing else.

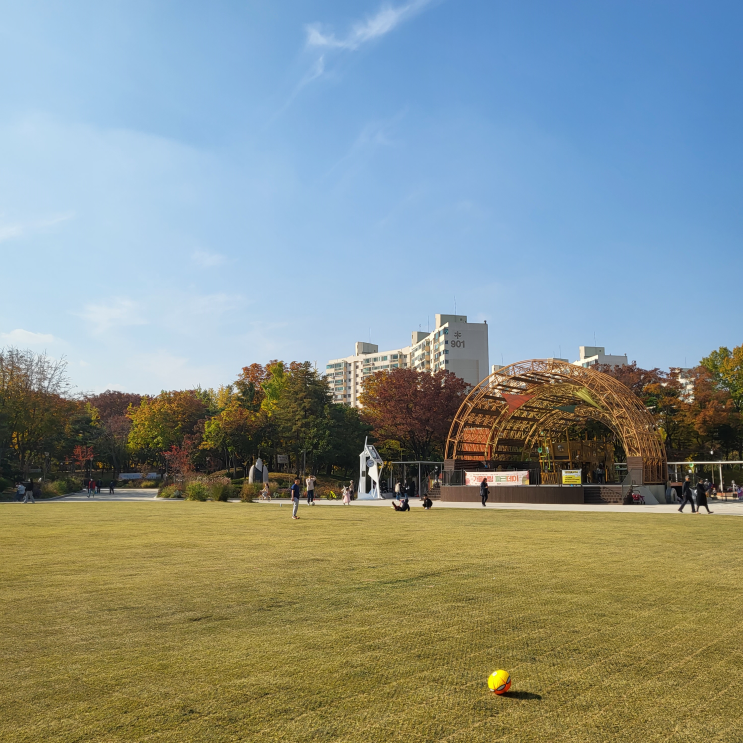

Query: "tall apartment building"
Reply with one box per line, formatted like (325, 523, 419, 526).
(325, 314, 489, 407)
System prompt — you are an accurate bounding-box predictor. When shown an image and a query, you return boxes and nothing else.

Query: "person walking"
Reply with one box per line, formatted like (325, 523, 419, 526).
(290, 477, 301, 519)
(23, 481, 36, 503)
(695, 479, 713, 514)
(678, 475, 695, 513)
(342, 486, 350, 505)
(349, 480, 355, 500)
(480, 477, 489, 507)
(306, 474, 316, 505)
(96, 479, 102, 495)
(16, 482, 26, 502)
(109, 480, 115, 494)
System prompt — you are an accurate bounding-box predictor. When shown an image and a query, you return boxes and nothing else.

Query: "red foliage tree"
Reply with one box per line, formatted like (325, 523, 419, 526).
(86, 390, 143, 422)
(359, 369, 469, 460)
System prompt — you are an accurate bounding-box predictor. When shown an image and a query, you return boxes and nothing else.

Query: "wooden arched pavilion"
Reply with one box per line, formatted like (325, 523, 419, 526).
(445, 359, 666, 484)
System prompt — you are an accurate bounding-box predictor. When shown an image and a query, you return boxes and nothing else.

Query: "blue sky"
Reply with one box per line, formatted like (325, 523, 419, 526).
(1, 0, 741, 393)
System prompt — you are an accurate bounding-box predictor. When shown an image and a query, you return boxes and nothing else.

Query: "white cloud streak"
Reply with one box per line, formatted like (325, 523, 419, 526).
(0, 212, 74, 243)
(76, 299, 147, 335)
(305, 0, 432, 51)
(0, 329, 57, 346)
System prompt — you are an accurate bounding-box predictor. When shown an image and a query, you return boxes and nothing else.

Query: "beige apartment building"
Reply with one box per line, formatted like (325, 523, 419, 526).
(325, 314, 489, 407)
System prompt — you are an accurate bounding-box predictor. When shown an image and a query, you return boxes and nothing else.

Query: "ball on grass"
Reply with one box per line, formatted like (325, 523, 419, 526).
(488, 669, 511, 695)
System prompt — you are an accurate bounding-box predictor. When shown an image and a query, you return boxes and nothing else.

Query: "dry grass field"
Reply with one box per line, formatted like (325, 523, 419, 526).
(1, 502, 741, 742)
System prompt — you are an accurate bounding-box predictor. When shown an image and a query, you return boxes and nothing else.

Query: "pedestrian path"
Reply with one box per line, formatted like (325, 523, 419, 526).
(11, 491, 743, 515)
(255, 498, 743, 516)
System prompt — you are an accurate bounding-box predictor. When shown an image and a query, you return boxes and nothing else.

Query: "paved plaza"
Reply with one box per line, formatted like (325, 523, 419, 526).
(8, 489, 742, 515)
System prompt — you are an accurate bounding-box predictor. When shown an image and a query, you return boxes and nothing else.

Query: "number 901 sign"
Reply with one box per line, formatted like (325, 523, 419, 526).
(450, 340, 465, 348)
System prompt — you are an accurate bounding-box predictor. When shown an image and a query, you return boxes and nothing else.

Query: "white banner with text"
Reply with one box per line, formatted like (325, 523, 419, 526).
(465, 471, 530, 487)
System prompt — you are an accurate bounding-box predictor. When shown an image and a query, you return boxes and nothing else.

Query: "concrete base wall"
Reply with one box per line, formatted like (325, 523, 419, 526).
(440, 485, 584, 505)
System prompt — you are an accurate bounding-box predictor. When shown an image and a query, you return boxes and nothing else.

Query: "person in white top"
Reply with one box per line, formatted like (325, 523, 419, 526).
(342, 486, 351, 505)
(305, 475, 317, 505)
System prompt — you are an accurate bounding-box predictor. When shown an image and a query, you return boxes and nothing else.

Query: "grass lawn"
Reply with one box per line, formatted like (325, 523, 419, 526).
(1, 503, 741, 742)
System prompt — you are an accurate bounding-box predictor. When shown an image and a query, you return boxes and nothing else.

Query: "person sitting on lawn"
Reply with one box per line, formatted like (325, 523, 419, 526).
(391, 494, 410, 511)
(422, 496, 433, 510)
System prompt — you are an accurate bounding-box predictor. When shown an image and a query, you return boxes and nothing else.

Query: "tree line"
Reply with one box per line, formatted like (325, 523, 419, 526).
(0, 343, 741, 482)
(0, 354, 367, 480)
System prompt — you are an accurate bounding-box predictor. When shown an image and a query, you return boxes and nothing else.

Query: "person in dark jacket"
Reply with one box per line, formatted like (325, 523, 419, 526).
(695, 480, 713, 514)
(480, 478, 489, 507)
(678, 476, 695, 513)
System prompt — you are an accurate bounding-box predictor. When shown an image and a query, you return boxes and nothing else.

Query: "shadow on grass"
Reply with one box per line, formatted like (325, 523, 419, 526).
(502, 691, 542, 700)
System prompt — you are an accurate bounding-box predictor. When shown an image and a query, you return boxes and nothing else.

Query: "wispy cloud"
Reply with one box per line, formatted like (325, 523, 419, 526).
(192, 249, 226, 268)
(0, 212, 74, 243)
(0, 329, 57, 346)
(0, 223, 24, 243)
(77, 299, 147, 335)
(305, 0, 433, 51)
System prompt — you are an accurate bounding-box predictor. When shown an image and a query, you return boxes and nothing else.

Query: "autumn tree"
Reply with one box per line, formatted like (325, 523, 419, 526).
(679, 365, 741, 459)
(127, 390, 208, 466)
(594, 362, 688, 453)
(201, 401, 265, 475)
(0, 348, 75, 477)
(702, 345, 743, 411)
(86, 390, 142, 421)
(359, 368, 469, 461)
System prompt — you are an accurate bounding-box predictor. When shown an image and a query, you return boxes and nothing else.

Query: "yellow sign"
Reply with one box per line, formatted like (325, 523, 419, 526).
(562, 469, 582, 485)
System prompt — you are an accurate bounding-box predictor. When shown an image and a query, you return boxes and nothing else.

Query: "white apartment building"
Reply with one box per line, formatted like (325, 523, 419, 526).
(669, 367, 695, 401)
(573, 346, 628, 369)
(325, 314, 489, 407)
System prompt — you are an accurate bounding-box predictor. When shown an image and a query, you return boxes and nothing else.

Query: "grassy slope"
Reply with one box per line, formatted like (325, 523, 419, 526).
(1, 504, 741, 742)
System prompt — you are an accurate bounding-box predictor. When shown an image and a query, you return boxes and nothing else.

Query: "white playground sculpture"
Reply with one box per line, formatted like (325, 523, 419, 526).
(358, 439, 384, 500)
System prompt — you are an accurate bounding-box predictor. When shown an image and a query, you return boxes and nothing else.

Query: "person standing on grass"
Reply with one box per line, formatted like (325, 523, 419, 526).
(306, 474, 316, 505)
(291, 477, 301, 519)
(678, 475, 695, 513)
(16, 482, 25, 502)
(480, 477, 489, 507)
(695, 479, 713, 514)
(109, 480, 115, 494)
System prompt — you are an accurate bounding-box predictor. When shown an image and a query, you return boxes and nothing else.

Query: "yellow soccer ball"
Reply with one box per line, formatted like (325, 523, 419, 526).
(488, 669, 511, 695)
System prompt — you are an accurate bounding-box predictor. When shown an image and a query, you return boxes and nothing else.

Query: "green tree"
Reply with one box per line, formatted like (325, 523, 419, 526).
(273, 362, 331, 474)
(701, 345, 743, 413)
